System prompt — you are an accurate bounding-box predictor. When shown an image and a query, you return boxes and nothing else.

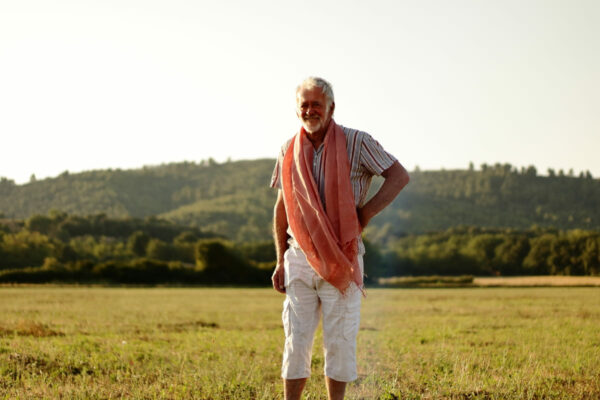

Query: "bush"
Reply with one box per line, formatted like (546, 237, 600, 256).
(195, 239, 270, 284)
(378, 275, 474, 288)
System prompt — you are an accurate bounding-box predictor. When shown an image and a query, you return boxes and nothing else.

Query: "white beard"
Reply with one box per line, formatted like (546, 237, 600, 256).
(301, 117, 323, 134)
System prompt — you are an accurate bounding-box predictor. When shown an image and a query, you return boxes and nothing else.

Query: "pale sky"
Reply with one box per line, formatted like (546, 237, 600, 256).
(1, 0, 599, 184)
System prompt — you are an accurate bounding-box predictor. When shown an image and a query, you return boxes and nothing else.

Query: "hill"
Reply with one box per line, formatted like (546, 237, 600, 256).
(1, 160, 599, 242)
(366, 164, 599, 244)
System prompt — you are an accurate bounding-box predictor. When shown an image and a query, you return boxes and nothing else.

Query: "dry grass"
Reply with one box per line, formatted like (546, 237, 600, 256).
(0, 320, 64, 337)
(0, 287, 599, 399)
(474, 275, 600, 287)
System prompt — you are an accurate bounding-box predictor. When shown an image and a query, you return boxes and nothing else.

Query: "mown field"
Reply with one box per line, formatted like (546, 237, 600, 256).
(1, 286, 599, 399)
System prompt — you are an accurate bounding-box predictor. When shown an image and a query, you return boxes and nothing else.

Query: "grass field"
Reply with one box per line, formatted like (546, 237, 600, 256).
(1, 286, 599, 399)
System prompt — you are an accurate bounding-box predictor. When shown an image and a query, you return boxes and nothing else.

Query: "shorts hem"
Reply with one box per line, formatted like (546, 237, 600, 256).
(281, 373, 311, 380)
(325, 372, 357, 383)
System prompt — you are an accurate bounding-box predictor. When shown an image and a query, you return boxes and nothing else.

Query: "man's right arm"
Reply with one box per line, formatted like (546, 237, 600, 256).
(271, 190, 288, 294)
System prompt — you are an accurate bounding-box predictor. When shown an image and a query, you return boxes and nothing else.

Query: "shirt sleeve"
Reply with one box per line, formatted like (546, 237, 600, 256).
(270, 157, 282, 189)
(359, 132, 397, 176)
(270, 139, 292, 189)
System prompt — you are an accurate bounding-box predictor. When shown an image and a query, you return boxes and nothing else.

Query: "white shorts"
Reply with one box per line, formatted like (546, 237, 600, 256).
(281, 247, 362, 382)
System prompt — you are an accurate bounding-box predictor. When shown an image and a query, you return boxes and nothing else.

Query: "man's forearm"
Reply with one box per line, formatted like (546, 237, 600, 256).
(358, 161, 409, 227)
(273, 191, 289, 265)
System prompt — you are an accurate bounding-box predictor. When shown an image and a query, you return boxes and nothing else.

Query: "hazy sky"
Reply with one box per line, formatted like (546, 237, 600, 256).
(1, 0, 599, 184)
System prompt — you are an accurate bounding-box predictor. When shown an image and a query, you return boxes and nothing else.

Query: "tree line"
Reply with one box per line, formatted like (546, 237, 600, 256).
(363, 226, 600, 281)
(0, 212, 273, 284)
(2, 160, 599, 243)
(1, 212, 598, 284)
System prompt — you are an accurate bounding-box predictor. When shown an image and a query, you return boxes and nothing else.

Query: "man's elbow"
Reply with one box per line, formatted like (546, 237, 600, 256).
(385, 161, 410, 190)
(398, 167, 410, 189)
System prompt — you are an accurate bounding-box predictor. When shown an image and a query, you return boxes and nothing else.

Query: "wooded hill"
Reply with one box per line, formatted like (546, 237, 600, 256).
(1, 160, 598, 243)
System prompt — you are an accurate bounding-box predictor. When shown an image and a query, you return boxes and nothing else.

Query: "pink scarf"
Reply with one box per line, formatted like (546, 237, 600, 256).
(281, 120, 363, 294)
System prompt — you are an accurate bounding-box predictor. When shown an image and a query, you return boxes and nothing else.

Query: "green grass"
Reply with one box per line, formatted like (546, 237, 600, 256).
(1, 287, 599, 399)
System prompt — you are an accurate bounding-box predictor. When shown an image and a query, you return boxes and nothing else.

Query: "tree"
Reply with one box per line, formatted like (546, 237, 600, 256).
(580, 235, 600, 275)
(525, 165, 537, 177)
(127, 231, 150, 257)
(493, 235, 530, 275)
(26, 215, 54, 235)
(462, 234, 502, 274)
(195, 239, 266, 284)
(548, 237, 575, 275)
(0, 231, 56, 269)
(146, 239, 173, 261)
(238, 241, 276, 263)
(523, 234, 553, 274)
(362, 238, 385, 282)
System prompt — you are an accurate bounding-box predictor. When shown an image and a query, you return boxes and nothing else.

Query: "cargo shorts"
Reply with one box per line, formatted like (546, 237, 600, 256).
(281, 247, 363, 382)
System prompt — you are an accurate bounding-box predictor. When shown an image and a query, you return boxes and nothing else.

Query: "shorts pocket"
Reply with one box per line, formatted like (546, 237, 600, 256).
(342, 295, 361, 341)
(282, 298, 291, 337)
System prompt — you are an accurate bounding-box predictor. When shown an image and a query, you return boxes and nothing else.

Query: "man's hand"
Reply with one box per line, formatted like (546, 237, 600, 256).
(272, 264, 286, 294)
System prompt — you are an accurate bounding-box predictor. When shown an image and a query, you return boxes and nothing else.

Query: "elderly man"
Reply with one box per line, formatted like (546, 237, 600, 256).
(270, 77, 409, 400)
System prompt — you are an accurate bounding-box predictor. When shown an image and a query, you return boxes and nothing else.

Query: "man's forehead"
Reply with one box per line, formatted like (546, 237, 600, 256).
(296, 86, 326, 103)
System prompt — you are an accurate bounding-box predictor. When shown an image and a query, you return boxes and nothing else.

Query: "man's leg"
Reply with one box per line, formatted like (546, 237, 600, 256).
(284, 377, 308, 400)
(318, 278, 362, 397)
(281, 279, 320, 398)
(325, 376, 347, 400)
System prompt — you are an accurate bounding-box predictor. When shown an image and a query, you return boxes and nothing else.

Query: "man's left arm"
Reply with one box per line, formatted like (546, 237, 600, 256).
(357, 161, 409, 229)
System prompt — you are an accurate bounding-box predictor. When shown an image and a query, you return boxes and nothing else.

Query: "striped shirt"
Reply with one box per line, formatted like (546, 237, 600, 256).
(271, 125, 397, 255)
(270, 125, 397, 208)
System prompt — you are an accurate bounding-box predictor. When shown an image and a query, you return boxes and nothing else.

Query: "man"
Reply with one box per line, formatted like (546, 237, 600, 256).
(270, 77, 409, 400)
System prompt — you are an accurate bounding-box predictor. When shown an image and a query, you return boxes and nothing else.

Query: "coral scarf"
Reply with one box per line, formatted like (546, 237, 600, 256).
(281, 119, 363, 294)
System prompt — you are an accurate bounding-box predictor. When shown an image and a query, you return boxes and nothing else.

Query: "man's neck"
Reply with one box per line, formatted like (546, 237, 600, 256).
(305, 120, 331, 149)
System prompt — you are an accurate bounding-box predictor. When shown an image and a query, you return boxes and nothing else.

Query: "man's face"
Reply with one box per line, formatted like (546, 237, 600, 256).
(296, 86, 333, 134)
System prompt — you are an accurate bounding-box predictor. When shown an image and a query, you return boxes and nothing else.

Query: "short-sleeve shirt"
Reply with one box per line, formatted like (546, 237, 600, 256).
(270, 125, 397, 254)
(270, 125, 397, 207)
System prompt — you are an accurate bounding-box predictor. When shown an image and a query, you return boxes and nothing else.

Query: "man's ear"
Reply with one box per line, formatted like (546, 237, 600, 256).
(329, 102, 335, 116)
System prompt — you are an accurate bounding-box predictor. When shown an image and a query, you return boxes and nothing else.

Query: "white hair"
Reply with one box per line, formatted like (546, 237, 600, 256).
(296, 76, 335, 111)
